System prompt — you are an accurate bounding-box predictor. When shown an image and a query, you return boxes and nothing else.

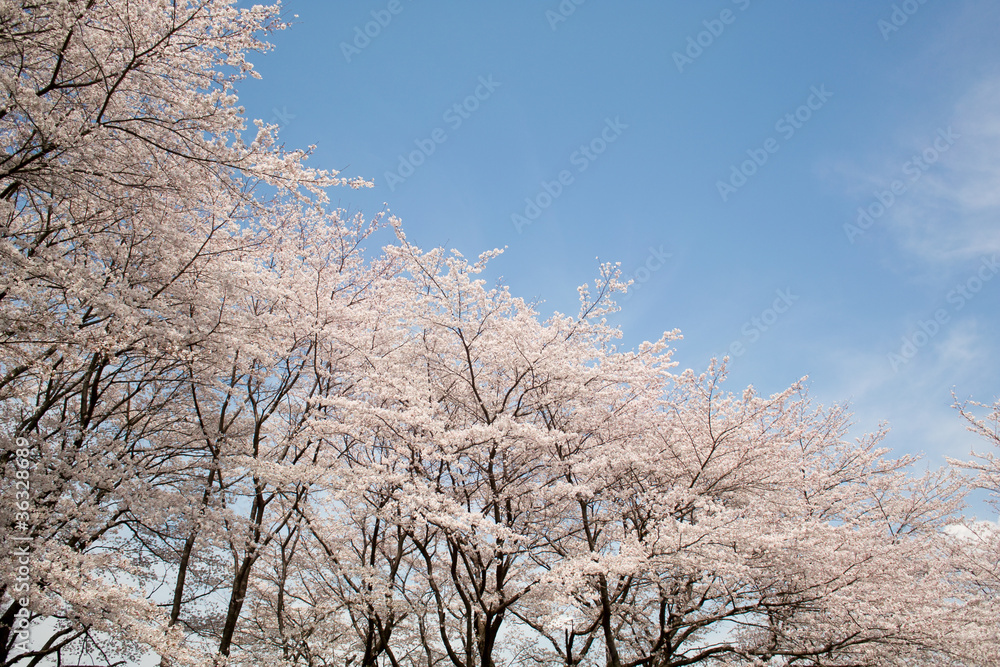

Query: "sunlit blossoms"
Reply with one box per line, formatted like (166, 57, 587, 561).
(0, 2, 997, 666)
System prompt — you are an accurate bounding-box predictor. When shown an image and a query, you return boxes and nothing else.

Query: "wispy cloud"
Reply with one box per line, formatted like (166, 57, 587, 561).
(888, 79, 1000, 263)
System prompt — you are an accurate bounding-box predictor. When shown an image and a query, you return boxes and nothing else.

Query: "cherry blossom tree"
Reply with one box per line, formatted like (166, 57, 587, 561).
(0, 0, 379, 664)
(286, 237, 987, 666)
(0, 1, 993, 666)
(946, 396, 1000, 664)
(525, 365, 976, 666)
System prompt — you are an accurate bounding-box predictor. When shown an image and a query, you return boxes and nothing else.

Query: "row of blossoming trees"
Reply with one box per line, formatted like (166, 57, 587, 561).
(0, 1, 998, 666)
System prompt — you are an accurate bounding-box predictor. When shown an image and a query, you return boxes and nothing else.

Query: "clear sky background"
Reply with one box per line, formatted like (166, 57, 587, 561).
(234, 0, 1000, 486)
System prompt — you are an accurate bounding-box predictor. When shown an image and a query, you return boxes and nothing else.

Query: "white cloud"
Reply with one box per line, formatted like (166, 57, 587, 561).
(885, 79, 1000, 264)
(935, 317, 986, 369)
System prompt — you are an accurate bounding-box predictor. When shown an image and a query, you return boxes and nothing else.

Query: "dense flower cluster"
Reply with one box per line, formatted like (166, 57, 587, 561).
(0, 2, 997, 666)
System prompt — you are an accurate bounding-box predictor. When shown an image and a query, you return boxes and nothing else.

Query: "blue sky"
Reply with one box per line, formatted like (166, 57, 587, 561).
(236, 0, 1000, 479)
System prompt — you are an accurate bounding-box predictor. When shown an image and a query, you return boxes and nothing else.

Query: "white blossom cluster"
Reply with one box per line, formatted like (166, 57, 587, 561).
(0, 2, 997, 666)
